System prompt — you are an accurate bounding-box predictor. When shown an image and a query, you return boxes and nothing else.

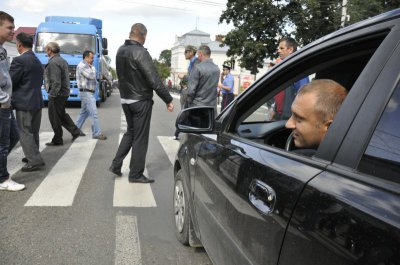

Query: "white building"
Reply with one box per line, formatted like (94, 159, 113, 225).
(170, 29, 270, 95)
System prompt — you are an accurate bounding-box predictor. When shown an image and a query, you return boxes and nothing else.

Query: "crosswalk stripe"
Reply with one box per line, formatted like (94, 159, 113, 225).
(115, 215, 142, 265)
(157, 136, 180, 165)
(8, 131, 54, 177)
(25, 137, 97, 206)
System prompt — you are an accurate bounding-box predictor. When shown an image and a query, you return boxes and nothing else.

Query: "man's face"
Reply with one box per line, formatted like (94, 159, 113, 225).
(45, 46, 51, 57)
(285, 93, 330, 149)
(222, 68, 229, 75)
(84, 52, 94, 65)
(197, 51, 204, 62)
(185, 50, 194, 60)
(139, 33, 147, 45)
(277, 41, 293, 60)
(0, 19, 15, 44)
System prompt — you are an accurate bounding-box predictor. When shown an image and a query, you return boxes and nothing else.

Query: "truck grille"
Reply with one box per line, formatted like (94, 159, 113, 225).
(69, 66, 77, 80)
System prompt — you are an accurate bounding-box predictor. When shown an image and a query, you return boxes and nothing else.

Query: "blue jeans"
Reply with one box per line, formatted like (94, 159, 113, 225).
(0, 108, 20, 182)
(76, 92, 101, 137)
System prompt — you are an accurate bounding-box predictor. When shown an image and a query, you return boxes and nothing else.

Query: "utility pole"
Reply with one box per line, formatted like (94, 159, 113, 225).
(341, 0, 348, 28)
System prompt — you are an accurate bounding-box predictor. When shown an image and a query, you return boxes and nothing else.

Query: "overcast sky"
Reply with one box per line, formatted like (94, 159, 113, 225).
(1, 0, 232, 67)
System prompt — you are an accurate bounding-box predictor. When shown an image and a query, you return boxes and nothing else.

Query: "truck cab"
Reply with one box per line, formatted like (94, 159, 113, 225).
(34, 16, 110, 106)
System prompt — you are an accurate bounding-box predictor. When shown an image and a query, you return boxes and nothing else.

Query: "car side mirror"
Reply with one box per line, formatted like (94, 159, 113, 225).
(175, 106, 215, 133)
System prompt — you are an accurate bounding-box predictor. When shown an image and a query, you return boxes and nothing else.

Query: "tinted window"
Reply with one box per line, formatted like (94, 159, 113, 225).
(359, 84, 400, 181)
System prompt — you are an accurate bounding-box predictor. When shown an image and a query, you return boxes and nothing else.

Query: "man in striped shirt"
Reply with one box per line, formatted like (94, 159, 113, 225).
(75, 50, 107, 140)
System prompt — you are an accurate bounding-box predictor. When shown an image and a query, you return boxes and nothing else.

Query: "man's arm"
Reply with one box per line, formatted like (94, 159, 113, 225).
(186, 66, 200, 104)
(9, 56, 23, 90)
(79, 64, 96, 80)
(138, 49, 173, 104)
(48, 61, 62, 97)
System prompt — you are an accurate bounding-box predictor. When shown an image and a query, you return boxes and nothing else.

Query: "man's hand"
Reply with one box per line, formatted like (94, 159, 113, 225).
(167, 102, 174, 112)
(1, 101, 11, 109)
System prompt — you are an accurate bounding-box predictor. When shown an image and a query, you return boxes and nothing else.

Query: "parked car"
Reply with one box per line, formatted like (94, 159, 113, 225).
(173, 9, 400, 265)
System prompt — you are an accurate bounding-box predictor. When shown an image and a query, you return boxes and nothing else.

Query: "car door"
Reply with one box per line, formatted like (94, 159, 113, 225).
(190, 24, 395, 265)
(279, 32, 400, 264)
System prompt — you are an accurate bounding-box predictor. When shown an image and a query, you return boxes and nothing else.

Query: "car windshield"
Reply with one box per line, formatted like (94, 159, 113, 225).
(35, 32, 96, 55)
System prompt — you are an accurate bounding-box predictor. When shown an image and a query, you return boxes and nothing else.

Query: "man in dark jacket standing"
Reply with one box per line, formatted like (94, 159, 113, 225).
(109, 23, 174, 183)
(10, 32, 45, 172)
(44, 42, 82, 146)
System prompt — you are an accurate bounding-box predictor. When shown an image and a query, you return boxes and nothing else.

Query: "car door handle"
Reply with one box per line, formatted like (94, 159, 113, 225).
(249, 179, 276, 215)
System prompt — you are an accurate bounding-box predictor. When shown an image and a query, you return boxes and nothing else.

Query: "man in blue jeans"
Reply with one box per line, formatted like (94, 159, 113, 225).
(0, 11, 25, 191)
(75, 50, 107, 140)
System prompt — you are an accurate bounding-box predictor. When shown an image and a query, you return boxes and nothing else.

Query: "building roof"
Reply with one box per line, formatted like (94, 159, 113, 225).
(172, 28, 228, 52)
(13, 27, 36, 41)
(182, 29, 210, 37)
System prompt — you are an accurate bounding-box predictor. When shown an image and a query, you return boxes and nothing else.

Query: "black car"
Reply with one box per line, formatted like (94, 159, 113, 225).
(173, 9, 400, 265)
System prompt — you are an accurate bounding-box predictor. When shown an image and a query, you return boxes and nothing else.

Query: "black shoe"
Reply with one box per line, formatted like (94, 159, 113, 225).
(129, 175, 154, 183)
(22, 157, 28, 163)
(21, 163, 45, 172)
(46, 142, 63, 146)
(109, 166, 122, 177)
(80, 131, 86, 136)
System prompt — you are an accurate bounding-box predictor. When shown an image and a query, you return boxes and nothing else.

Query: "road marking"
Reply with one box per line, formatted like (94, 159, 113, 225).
(25, 137, 97, 206)
(115, 215, 142, 265)
(113, 113, 156, 207)
(8, 132, 54, 177)
(157, 136, 180, 165)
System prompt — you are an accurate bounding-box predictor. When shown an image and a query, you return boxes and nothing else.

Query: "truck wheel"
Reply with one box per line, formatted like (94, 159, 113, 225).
(101, 82, 106, 102)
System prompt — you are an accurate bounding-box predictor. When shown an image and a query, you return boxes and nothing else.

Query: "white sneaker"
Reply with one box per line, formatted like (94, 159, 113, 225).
(0, 178, 25, 191)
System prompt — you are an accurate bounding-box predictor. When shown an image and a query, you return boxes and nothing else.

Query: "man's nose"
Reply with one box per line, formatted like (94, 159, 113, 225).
(285, 116, 295, 129)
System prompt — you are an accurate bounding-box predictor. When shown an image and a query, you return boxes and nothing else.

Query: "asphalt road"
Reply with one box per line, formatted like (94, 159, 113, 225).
(0, 90, 212, 265)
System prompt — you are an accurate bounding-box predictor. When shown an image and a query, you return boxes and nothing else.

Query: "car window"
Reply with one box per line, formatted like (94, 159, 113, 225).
(231, 33, 388, 152)
(358, 83, 400, 182)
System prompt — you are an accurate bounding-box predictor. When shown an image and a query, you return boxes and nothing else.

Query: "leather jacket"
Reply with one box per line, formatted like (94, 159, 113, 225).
(116, 40, 172, 104)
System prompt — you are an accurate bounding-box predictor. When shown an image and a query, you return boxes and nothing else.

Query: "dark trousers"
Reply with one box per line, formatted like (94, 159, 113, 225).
(0, 108, 19, 182)
(16, 109, 44, 166)
(112, 100, 153, 178)
(221, 93, 234, 111)
(48, 96, 80, 144)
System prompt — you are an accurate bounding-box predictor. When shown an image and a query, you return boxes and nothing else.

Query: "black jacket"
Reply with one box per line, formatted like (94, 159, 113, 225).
(116, 40, 172, 104)
(10, 50, 44, 110)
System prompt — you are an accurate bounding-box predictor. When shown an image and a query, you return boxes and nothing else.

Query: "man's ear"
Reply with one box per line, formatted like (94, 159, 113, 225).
(324, 120, 333, 131)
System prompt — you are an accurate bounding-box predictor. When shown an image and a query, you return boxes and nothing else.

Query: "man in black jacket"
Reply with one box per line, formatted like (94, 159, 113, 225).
(109, 23, 174, 183)
(44, 42, 82, 146)
(10, 32, 45, 172)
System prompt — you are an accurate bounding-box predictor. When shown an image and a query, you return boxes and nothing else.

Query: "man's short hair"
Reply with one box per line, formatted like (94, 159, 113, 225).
(298, 79, 348, 123)
(46, 42, 60, 53)
(130, 23, 147, 37)
(83, 50, 93, 58)
(0, 11, 14, 26)
(16, 32, 33, 48)
(198, 45, 211, 57)
(279, 36, 298, 52)
(185, 45, 197, 55)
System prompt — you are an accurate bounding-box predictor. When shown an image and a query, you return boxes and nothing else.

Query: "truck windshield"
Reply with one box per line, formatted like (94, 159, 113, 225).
(35, 33, 96, 54)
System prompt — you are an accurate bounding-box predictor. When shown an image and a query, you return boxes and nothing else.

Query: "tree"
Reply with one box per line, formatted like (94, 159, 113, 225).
(153, 59, 170, 81)
(219, 0, 400, 73)
(159, 49, 171, 67)
(284, 0, 342, 46)
(346, 0, 400, 25)
(219, 0, 286, 75)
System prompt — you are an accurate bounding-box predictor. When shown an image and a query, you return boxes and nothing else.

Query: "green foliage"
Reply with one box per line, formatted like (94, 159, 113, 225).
(220, 0, 286, 74)
(285, 0, 342, 45)
(159, 49, 172, 67)
(219, 0, 400, 73)
(153, 59, 171, 81)
(347, 0, 400, 25)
